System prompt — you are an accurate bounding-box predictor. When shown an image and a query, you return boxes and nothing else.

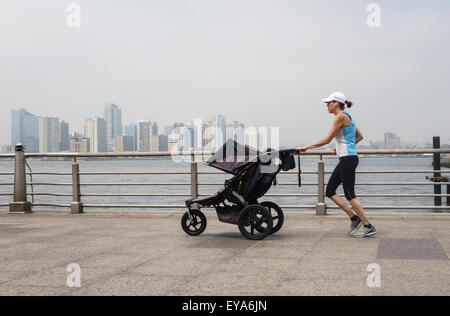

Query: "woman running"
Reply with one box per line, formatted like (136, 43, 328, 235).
(297, 92, 376, 237)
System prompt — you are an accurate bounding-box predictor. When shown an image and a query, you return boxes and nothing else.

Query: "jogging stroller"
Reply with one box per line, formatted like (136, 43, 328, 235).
(182, 139, 301, 240)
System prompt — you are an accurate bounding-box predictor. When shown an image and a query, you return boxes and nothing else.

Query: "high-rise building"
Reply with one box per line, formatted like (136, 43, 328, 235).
(70, 138, 90, 153)
(168, 133, 181, 152)
(124, 123, 137, 151)
(211, 114, 226, 150)
(152, 122, 158, 138)
(164, 125, 173, 135)
(104, 103, 123, 151)
(116, 135, 134, 152)
(226, 121, 245, 143)
(59, 120, 70, 152)
(84, 116, 107, 153)
(158, 135, 168, 152)
(173, 123, 185, 129)
(180, 126, 194, 150)
(150, 122, 159, 152)
(137, 119, 152, 152)
(137, 120, 158, 152)
(385, 132, 401, 149)
(192, 119, 204, 150)
(11, 109, 40, 153)
(245, 127, 259, 149)
(39, 117, 60, 153)
(202, 121, 213, 149)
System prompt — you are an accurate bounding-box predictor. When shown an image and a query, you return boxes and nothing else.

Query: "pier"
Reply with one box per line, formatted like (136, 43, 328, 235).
(0, 211, 449, 295)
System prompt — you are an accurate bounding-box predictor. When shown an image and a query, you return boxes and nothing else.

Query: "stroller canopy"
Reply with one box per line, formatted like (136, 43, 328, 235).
(207, 139, 297, 175)
(207, 139, 260, 175)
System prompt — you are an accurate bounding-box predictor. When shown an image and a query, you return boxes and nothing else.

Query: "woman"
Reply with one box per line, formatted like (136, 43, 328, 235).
(297, 92, 376, 237)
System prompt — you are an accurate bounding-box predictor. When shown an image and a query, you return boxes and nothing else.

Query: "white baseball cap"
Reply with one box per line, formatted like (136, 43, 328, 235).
(322, 92, 347, 104)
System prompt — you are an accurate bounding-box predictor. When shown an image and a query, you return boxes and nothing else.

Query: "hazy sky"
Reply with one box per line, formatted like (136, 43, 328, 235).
(1, 0, 449, 147)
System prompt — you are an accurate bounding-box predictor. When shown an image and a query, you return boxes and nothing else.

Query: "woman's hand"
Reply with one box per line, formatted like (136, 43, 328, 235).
(296, 146, 309, 153)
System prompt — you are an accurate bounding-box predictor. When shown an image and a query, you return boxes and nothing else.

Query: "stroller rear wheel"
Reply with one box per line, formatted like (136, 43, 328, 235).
(238, 205, 273, 240)
(260, 201, 284, 235)
(181, 210, 207, 236)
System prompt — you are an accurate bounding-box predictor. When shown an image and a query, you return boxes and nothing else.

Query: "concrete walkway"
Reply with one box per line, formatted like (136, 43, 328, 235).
(0, 211, 449, 296)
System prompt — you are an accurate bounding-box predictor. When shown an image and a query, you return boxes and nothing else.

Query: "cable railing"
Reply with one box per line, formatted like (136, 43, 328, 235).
(1, 146, 450, 214)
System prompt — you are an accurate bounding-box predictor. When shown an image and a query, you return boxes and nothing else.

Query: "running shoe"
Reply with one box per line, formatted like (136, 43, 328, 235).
(351, 225, 377, 238)
(348, 217, 362, 235)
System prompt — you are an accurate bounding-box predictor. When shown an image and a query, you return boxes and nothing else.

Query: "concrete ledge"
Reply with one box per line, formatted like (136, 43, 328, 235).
(8, 202, 32, 214)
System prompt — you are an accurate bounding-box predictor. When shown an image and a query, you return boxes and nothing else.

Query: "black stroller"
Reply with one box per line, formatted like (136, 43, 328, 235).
(182, 139, 301, 240)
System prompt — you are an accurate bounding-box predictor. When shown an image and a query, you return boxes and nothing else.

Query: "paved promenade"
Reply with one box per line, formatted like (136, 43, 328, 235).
(0, 211, 449, 296)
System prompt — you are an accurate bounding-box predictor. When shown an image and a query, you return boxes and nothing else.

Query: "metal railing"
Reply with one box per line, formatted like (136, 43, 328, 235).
(0, 144, 450, 214)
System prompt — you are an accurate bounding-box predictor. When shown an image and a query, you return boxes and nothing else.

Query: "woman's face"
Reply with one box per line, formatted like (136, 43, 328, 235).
(326, 101, 338, 113)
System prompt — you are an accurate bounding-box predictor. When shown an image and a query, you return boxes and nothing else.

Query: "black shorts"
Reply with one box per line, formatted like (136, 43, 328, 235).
(326, 155, 359, 201)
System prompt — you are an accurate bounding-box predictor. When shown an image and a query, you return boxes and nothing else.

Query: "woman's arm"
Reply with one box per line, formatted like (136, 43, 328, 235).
(355, 126, 364, 144)
(297, 114, 346, 152)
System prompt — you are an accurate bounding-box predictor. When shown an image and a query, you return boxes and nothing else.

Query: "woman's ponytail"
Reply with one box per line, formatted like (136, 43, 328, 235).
(345, 101, 353, 108)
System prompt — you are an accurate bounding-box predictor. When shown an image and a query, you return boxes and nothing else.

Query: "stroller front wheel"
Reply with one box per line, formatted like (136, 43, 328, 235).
(181, 210, 207, 236)
(238, 205, 273, 240)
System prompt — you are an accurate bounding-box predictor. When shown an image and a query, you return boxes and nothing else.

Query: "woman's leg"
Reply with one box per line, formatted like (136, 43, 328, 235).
(326, 162, 356, 218)
(339, 156, 371, 225)
(349, 198, 370, 225)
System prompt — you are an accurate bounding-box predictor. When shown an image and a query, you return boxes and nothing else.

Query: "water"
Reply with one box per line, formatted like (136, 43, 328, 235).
(0, 156, 448, 213)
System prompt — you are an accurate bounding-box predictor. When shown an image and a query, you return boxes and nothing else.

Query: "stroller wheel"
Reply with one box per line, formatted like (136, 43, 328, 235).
(238, 205, 273, 240)
(181, 210, 207, 236)
(260, 201, 284, 235)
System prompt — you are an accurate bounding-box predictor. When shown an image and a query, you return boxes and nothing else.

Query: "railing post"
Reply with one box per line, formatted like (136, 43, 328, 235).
(447, 183, 450, 208)
(9, 143, 32, 213)
(71, 157, 83, 214)
(191, 153, 198, 198)
(433, 136, 442, 207)
(315, 155, 327, 215)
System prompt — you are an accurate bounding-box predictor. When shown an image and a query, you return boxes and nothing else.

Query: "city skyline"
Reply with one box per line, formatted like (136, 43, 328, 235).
(5, 105, 440, 154)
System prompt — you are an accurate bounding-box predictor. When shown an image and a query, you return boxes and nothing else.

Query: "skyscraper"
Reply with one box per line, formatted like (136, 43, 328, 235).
(70, 138, 90, 153)
(385, 132, 401, 149)
(39, 117, 60, 153)
(59, 120, 70, 152)
(116, 135, 134, 152)
(151, 122, 159, 152)
(168, 133, 181, 152)
(211, 114, 226, 150)
(192, 119, 204, 150)
(11, 109, 40, 152)
(226, 121, 245, 143)
(104, 103, 123, 151)
(84, 116, 107, 153)
(137, 119, 152, 152)
(124, 123, 137, 151)
(202, 121, 213, 149)
(245, 127, 259, 149)
(180, 126, 194, 150)
(158, 135, 168, 152)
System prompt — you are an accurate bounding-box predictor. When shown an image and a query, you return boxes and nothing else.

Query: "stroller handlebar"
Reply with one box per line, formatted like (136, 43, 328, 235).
(264, 148, 298, 156)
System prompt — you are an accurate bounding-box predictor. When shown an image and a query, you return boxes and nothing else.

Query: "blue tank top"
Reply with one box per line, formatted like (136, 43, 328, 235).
(334, 112, 357, 158)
